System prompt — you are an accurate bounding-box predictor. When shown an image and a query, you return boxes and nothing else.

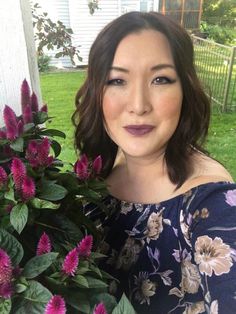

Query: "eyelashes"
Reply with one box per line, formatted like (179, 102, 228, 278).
(106, 79, 125, 86)
(152, 77, 176, 85)
(106, 77, 177, 86)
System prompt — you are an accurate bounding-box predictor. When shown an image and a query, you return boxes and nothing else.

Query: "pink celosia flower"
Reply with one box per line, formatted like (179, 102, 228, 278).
(26, 138, 53, 168)
(77, 235, 93, 258)
(0, 282, 13, 299)
(11, 158, 26, 190)
(93, 303, 107, 314)
(0, 249, 12, 285)
(31, 92, 39, 112)
(17, 119, 24, 136)
(44, 295, 66, 314)
(23, 104, 33, 124)
(21, 176, 35, 201)
(37, 232, 52, 256)
(38, 137, 51, 165)
(62, 248, 79, 276)
(3, 105, 18, 140)
(41, 104, 48, 113)
(0, 166, 8, 186)
(92, 155, 102, 175)
(74, 154, 89, 180)
(0, 130, 6, 139)
(21, 79, 31, 110)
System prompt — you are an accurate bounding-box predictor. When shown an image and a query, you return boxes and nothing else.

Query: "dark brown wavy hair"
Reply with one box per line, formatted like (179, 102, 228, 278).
(72, 11, 210, 187)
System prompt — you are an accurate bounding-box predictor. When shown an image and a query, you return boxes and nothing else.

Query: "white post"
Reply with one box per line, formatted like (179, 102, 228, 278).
(0, 0, 41, 125)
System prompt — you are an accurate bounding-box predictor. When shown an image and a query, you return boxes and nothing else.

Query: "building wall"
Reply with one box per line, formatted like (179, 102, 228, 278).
(69, 0, 119, 66)
(0, 0, 41, 124)
(33, 0, 160, 68)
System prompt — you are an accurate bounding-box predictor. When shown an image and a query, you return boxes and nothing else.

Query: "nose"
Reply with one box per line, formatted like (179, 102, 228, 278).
(127, 82, 152, 115)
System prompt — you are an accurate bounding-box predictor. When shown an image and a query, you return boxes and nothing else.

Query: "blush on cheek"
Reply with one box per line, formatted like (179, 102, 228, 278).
(102, 97, 123, 120)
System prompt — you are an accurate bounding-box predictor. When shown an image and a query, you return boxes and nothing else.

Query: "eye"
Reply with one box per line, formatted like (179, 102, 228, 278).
(106, 78, 126, 86)
(152, 76, 175, 85)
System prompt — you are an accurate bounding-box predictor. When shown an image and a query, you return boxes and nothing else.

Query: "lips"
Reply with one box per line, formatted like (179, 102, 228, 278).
(124, 125, 154, 136)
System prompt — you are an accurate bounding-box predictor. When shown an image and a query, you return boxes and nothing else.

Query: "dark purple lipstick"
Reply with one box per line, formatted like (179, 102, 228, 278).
(124, 125, 154, 136)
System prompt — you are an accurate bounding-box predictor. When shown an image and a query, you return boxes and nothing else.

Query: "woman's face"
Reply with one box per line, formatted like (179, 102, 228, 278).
(102, 29, 183, 161)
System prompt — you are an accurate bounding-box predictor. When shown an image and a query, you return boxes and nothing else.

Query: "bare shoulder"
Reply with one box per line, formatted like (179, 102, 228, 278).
(183, 152, 234, 190)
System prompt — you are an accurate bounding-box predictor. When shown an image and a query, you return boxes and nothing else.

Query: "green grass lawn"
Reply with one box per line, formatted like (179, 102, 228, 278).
(40, 71, 236, 181)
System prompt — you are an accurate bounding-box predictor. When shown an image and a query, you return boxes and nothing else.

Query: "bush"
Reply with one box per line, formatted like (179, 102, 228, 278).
(38, 54, 51, 72)
(200, 21, 236, 46)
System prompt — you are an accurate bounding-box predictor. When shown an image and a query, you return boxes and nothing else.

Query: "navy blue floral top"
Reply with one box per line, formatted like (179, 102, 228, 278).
(86, 182, 236, 313)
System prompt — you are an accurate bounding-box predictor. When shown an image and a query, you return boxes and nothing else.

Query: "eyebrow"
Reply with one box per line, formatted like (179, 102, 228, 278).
(110, 64, 175, 73)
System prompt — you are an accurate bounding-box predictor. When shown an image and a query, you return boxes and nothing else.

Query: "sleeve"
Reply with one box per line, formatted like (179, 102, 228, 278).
(188, 183, 236, 314)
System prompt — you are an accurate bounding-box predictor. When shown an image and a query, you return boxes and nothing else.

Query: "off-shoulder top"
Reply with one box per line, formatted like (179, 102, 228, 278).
(85, 182, 236, 314)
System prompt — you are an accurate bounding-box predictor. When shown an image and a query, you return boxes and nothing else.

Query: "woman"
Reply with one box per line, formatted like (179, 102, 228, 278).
(72, 12, 236, 314)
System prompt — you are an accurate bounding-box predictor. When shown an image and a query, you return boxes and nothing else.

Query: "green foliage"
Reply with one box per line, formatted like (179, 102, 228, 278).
(32, 3, 82, 65)
(202, 0, 236, 27)
(37, 54, 51, 72)
(88, 0, 100, 15)
(0, 81, 137, 313)
(200, 21, 236, 45)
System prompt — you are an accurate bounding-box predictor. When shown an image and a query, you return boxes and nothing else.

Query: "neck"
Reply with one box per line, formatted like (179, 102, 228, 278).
(123, 151, 166, 183)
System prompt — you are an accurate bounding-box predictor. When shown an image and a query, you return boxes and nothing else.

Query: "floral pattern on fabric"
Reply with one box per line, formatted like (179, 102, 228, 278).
(85, 182, 236, 313)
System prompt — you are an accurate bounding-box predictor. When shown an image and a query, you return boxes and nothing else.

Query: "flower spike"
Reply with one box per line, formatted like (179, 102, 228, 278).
(74, 154, 89, 180)
(31, 92, 39, 112)
(0, 166, 8, 186)
(0, 282, 13, 299)
(37, 232, 52, 256)
(62, 248, 79, 276)
(77, 235, 93, 258)
(21, 176, 35, 201)
(11, 158, 26, 190)
(44, 295, 66, 314)
(21, 79, 31, 111)
(0, 249, 12, 285)
(23, 104, 33, 124)
(3, 105, 18, 140)
(92, 155, 102, 175)
(93, 303, 107, 314)
(41, 104, 48, 113)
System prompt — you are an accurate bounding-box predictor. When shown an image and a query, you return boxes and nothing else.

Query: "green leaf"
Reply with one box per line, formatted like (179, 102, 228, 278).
(4, 177, 15, 202)
(72, 275, 89, 288)
(77, 266, 90, 275)
(30, 198, 60, 210)
(86, 276, 108, 289)
(0, 228, 23, 266)
(0, 298, 11, 314)
(23, 123, 34, 132)
(15, 283, 28, 293)
(39, 181, 67, 201)
(112, 293, 136, 314)
(11, 280, 52, 313)
(51, 139, 61, 157)
(10, 137, 24, 152)
(66, 292, 90, 313)
(4, 189, 15, 202)
(90, 252, 107, 259)
(40, 129, 66, 138)
(34, 111, 48, 124)
(10, 204, 28, 234)
(22, 252, 58, 279)
(90, 264, 102, 278)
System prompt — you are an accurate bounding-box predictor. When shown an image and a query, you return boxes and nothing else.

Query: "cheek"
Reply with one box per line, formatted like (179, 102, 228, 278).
(156, 90, 183, 119)
(102, 93, 123, 122)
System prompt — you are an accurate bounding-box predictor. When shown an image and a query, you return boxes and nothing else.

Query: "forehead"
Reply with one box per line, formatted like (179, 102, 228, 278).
(112, 29, 174, 66)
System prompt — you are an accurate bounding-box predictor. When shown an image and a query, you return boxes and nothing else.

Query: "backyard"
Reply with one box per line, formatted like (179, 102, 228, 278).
(40, 71, 236, 181)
